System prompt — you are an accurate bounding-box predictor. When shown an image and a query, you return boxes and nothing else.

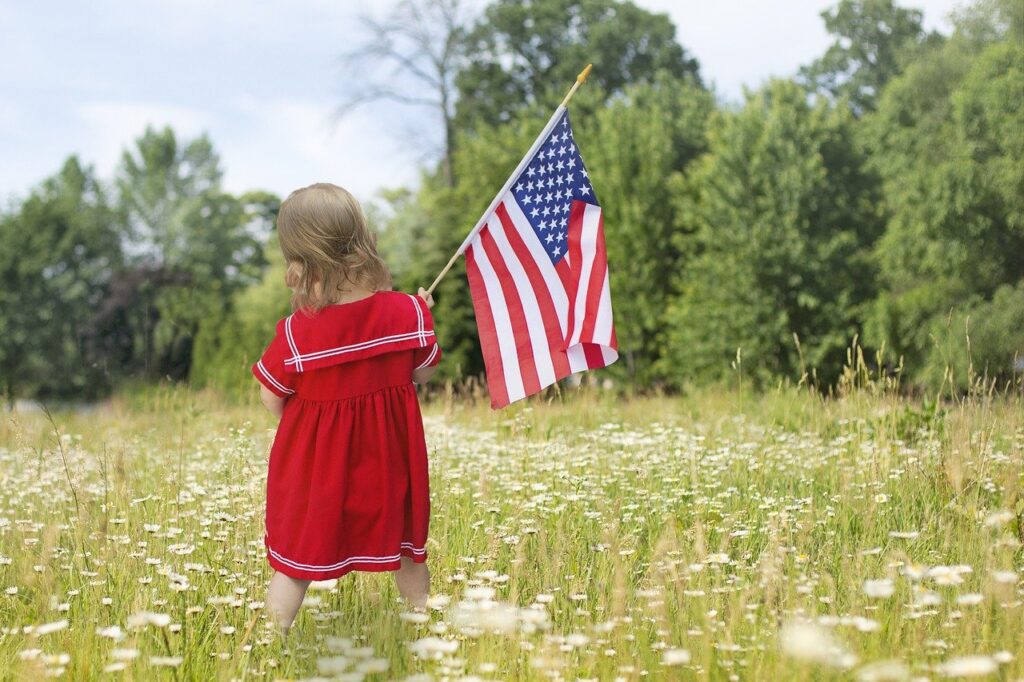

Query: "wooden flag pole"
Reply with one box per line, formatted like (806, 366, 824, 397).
(422, 63, 594, 297)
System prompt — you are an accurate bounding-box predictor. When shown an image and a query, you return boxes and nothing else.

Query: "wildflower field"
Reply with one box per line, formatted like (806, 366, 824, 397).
(0, 381, 1021, 681)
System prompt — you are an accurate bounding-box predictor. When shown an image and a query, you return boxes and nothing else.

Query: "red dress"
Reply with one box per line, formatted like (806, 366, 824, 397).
(251, 291, 441, 580)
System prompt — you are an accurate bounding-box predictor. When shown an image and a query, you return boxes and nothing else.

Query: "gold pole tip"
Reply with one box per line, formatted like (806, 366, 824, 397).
(578, 64, 593, 83)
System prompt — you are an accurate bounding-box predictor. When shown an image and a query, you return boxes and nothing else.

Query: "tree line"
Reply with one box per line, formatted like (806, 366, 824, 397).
(1, 0, 1020, 403)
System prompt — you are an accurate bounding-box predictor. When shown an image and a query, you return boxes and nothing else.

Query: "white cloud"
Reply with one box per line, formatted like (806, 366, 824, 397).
(74, 101, 212, 176)
(214, 97, 419, 202)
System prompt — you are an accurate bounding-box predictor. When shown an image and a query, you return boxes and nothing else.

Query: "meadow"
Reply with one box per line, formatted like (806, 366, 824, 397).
(0, 372, 1021, 680)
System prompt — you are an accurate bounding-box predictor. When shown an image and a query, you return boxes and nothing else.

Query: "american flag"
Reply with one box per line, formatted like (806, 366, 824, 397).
(463, 109, 617, 409)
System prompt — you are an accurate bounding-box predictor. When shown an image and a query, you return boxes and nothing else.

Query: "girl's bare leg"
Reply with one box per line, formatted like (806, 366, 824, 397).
(394, 557, 429, 607)
(267, 571, 311, 634)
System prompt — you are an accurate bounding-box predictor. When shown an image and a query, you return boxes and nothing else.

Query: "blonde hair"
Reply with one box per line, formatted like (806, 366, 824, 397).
(277, 183, 391, 312)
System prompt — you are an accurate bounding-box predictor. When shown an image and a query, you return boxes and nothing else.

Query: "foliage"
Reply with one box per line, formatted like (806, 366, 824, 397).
(455, 0, 701, 129)
(864, 13, 1023, 387)
(0, 158, 120, 402)
(800, 0, 937, 115)
(662, 80, 883, 387)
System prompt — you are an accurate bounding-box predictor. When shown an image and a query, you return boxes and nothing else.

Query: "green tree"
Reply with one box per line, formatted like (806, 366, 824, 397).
(864, 5, 1023, 389)
(0, 158, 122, 401)
(800, 0, 937, 115)
(576, 75, 714, 384)
(455, 0, 701, 129)
(663, 80, 883, 387)
(113, 126, 272, 380)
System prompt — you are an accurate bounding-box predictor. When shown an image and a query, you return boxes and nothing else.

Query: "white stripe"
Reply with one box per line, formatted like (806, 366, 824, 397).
(569, 204, 601, 347)
(283, 330, 435, 365)
(486, 213, 557, 389)
(284, 314, 302, 372)
(256, 361, 294, 395)
(268, 546, 426, 572)
(503, 197, 570, 336)
(408, 294, 426, 346)
(469, 238, 526, 403)
(592, 268, 614, 345)
(600, 345, 619, 366)
(566, 344, 589, 372)
(415, 343, 439, 370)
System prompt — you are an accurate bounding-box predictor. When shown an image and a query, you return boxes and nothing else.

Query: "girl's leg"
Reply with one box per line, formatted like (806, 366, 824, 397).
(394, 557, 429, 607)
(266, 571, 311, 634)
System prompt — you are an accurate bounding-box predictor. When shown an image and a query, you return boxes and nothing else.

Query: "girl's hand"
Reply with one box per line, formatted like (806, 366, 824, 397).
(417, 287, 435, 309)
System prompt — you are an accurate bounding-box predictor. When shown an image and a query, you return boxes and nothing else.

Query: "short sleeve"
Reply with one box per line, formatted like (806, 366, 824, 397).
(413, 341, 442, 370)
(251, 322, 296, 398)
(412, 301, 442, 371)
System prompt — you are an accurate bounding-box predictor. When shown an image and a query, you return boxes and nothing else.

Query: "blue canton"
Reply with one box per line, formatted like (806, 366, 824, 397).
(509, 111, 598, 265)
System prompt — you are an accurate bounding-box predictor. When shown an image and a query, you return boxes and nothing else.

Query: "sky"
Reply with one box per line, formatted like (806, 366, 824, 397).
(0, 0, 964, 206)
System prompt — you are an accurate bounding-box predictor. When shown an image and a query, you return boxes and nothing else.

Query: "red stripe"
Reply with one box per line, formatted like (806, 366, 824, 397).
(478, 228, 543, 398)
(579, 210, 609, 342)
(583, 343, 605, 368)
(495, 204, 572, 381)
(465, 244, 510, 409)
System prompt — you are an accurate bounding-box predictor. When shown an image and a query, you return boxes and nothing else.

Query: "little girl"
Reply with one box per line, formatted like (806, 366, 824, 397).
(251, 182, 441, 633)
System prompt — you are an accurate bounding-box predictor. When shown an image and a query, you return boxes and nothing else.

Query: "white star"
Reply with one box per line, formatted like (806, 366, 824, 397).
(538, 164, 547, 176)
(542, 206, 550, 217)
(568, 158, 577, 169)
(581, 168, 588, 179)
(547, 163, 554, 173)
(553, 245, 561, 256)
(545, 232, 554, 244)
(568, 143, 576, 154)
(557, 231, 566, 242)
(558, 145, 567, 156)
(545, 192, 553, 203)
(561, 117, 568, 127)
(561, 203, 570, 214)
(539, 149, 547, 161)
(532, 194, 542, 205)
(522, 194, 532, 204)
(515, 181, 523, 192)
(527, 167, 536, 178)
(527, 180, 535, 192)
(530, 207, 539, 218)
(555, 189, 563, 200)
(546, 177, 554, 189)
(555, 174, 564, 186)
(538, 219, 547, 230)
(580, 185, 591, 196)
(560, 217, 568, 228)
(556, 160, 565, 171)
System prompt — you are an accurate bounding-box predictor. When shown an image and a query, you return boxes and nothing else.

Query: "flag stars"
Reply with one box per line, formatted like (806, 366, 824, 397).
(522, 194, 532, 205)
(544, 232, 554, 244)
(580, 185, 591, 196)
(545, 192, 553, 203)
(530, 207, 540, 218)
(556, 160, 565, 171)
(542, 206, 551, 217)
(557, 231, 566, 242)
(581, 168, 589, 179)
(527, 167, 536, 178)
(568, 158, 577, 169)
(553, 245, 561, 256)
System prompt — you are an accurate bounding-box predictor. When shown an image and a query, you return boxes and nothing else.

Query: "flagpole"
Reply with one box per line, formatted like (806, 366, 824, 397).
(423, 64, 594, 297)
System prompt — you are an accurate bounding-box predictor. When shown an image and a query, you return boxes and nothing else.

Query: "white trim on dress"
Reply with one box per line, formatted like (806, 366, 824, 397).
(283, 330, 436, 367)
(268, 544, 426, 572)
(284, 314, 303, 372)
(415, 343, 439, 370)
(256, 360, 295, 395)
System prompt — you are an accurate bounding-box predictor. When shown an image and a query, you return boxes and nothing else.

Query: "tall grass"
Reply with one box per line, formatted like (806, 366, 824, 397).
(0, 363, 1020, 680)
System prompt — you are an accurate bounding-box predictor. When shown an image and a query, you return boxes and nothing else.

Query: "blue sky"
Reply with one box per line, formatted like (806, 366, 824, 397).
(0, 0, 963, 206)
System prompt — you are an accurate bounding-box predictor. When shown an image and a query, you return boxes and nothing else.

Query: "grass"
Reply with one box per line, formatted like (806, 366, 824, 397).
(0, 380, 1021, 680)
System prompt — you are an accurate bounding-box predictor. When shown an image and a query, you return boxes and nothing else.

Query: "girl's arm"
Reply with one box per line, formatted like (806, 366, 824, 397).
(260, 385, 286, 418)
(412, 366, 437, 384)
